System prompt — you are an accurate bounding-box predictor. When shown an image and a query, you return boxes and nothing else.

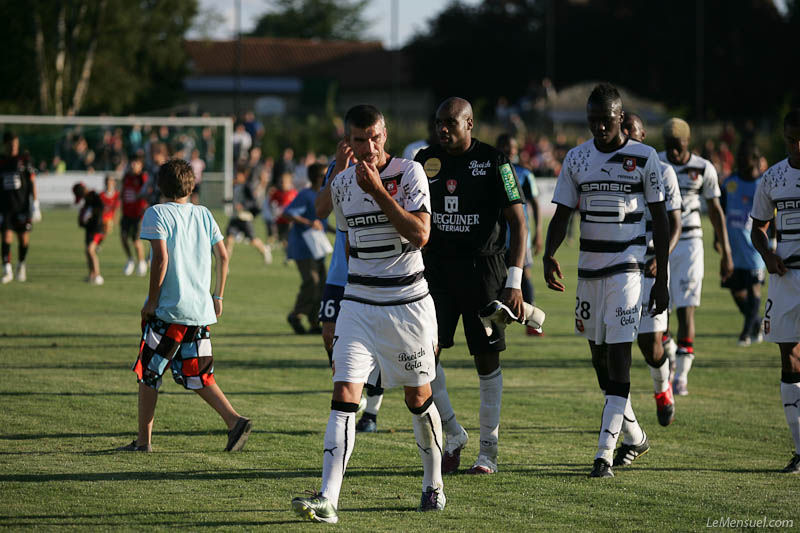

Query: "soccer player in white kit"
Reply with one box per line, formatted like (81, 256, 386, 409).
(291, 105, 445, 522)
(750, 109, 800, 474)
(544, 84, 670, 478)
(622, 113, 683, 428)
(659, 118, 733, 396)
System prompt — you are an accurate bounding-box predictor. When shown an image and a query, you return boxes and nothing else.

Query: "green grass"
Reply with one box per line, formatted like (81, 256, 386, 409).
(1, 208, 797, 532)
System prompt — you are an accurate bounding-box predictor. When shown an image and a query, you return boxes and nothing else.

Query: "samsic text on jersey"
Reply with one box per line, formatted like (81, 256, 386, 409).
(553, 139, 665, 278)
(331, 157, 431, 305)
(658, 151, 720, 240)
(751, 158, 800, 269)
(415, 140, 523, 258)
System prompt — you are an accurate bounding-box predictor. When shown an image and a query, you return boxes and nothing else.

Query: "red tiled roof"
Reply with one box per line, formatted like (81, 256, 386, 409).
(185, 38, 384, 76)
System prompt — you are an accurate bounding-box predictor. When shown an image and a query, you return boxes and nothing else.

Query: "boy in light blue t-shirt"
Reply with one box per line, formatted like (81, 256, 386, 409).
(117, 159, 251, 453)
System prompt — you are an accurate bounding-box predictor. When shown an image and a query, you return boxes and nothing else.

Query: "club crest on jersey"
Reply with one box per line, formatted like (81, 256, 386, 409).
(764, 320, 770, 334)
(689, 169, 700, 181)
(384, 179, 399, 196)
(575, 319, 584, 332)
(446, 179, 457, 193)
(623, 157, 636, 172)
(444, 195, 459, 213)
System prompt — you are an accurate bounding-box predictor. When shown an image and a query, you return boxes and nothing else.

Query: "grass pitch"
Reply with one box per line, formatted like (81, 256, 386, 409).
(0, 208, 797, 531)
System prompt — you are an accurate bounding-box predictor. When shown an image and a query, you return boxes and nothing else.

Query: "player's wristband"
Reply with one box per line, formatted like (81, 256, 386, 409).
(505, 266, 523, 290)
(212, 295, 223, 301)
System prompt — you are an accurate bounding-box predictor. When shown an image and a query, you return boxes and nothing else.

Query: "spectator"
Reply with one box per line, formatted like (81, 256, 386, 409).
(189, 148, 205, 205)
(224, 167, 271, 265)
(243, 111, 264, 144)
(284, 163, 328, 334)
(270, 172, 298, 249)
(232, 122, 252, 163)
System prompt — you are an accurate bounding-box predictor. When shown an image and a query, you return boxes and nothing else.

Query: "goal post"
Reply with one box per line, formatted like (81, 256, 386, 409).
(0, 114, 233, 211)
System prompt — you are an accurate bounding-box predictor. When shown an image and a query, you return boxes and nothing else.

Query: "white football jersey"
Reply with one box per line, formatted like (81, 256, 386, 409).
(644, 162, 682, 260)
(331, 157, 431, 305)
(751, 158, 800, 267)
(658, 152, 719, 240)
(553, 139, 665, 278)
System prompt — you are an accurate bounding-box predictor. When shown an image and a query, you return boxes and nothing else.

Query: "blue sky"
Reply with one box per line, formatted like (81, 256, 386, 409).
(191, 0, 482, 48)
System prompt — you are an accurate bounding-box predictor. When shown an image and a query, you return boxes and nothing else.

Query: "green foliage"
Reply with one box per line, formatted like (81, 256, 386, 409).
(0, 0, 197, 115)
(249, 0, 371, 41)
(2, 209, 799, 530)
(408, 0, 798, 121)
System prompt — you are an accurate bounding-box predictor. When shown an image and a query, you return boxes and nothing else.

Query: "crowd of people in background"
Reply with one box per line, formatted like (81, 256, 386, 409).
(4, 104, 788, 338)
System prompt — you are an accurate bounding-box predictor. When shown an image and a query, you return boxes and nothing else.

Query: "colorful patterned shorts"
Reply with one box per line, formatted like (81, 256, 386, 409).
(133, 318, 215, 391)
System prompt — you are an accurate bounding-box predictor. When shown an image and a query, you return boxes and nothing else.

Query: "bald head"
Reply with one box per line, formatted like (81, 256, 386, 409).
(437, 97, 473, 121)
(622, 112, 645, 142)
(436, 97, 474, 155)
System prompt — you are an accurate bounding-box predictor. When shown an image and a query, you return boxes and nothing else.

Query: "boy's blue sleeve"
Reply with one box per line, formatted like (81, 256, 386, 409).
(140, 206, 168, 240)
(203, 207, 223, 246)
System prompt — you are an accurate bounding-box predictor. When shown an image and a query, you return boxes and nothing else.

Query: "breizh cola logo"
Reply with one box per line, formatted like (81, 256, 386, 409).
(398, 347, 426, 371)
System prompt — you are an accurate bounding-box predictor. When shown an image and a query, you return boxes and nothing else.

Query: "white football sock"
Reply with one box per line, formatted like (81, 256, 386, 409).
(320, 410, 356, 509)
(596, 395, 627, 463)
(674, 353, 694, 382)
(365, 393, 383, 416)
(478, 368, 502, 460)
(650, 357, 670, 393)
(432, 361, 461, 436)
(621, 396, 645, 445)
(411, 400, 444, 491)
(781, 382, 800, 455)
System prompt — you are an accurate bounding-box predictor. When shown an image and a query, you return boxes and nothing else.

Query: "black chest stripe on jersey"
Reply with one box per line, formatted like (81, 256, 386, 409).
(580, 211, 644, 223)
(783, 255, 800, 268)
(347, 271, 425, 287)
(777, 229, 800, 241)
(606, 153, 650, 168)
(577, 262, 645, 279)
(579, 236, 646, 253)
(350, 242, 418, 258)
(579, 181, 644, 194)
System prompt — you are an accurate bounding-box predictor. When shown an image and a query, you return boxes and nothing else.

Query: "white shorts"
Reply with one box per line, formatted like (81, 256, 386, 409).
(764, 270, 800, 343)
(575, 271, 643, 344)
(669, 238, 704, 308)
(332, 296, 437, 388)
(639, 274, 669, 334)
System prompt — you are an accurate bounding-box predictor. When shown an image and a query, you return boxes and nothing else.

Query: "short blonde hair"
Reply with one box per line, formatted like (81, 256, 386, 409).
(663, 118, 691, 141)
(158, 159, 195, 199)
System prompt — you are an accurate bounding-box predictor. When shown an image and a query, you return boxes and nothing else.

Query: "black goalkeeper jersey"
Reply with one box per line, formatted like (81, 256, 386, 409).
(415, 139, 523, 258)
(0, 155, 34, 213)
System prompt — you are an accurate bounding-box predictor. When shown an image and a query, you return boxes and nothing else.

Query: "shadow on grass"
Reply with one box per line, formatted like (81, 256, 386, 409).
(0, 465, 422, 483)
(0, 332, 134, 339)
(0, 389, 330, 398)
(1, 427, 321, 441)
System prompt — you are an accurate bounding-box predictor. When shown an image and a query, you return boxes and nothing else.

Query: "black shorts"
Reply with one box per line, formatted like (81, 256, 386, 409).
(226, 218, 256, 240)
(121, 216, 142, 239)
(425, 253, 507, 355)
(721, 268, 765, 291)
(318, 283, 345, 323)
(1, 211, 32, 233)
(85, 227, 105, 246)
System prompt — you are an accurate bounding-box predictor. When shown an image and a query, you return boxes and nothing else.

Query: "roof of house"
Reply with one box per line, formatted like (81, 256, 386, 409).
(184, 38, 413, 90)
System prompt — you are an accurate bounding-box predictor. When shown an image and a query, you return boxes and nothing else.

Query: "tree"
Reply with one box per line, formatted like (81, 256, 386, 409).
(0, 0, 197, 115)
(407, 0, 797, 120)
(249, 0, 370, 41)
